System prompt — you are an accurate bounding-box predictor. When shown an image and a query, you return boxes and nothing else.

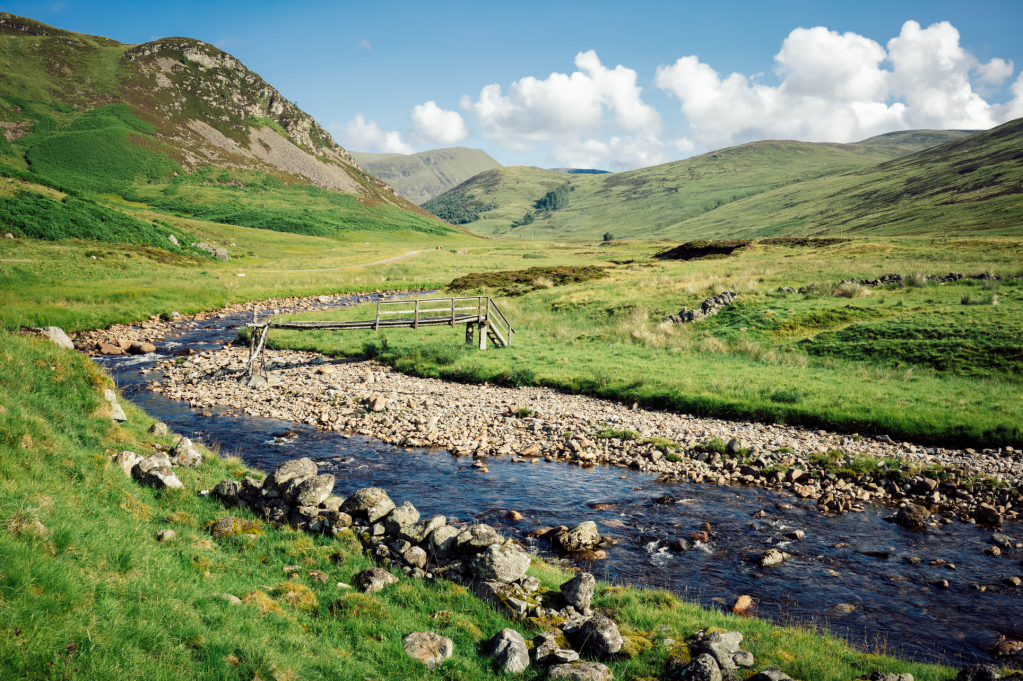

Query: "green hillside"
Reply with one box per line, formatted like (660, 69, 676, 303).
(350, 147, 502, 205)
(424, 130, 993, 240)
(0, 13, 458, 244)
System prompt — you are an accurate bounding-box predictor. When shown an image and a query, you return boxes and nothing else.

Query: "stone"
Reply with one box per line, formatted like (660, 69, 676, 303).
(470, 543, 531, 583)
(320, 495, 344, 513)
(129, 341, 157, 355)
(402, 631, 452, 669)
(402, 515, 445, 544)
(893, 504, 930, 528)
(535, 630, 579, 664)
(956, 664, 1000, 681)
(354, 567, 397, 593)
(487, 628, 529, 674)
(785, 530, 805, 540)
(862, 672, 914, 681)
(156, 529, 176, 541)
(213, 480, 242, 505)
(456, 523, 504, 554)
(214, 247, 229, 262)
(696, 631, 754, 672)
(38, 326, 74, 350)
(341, 487, 394, 520)
(402, 545, 428, 569)
(675, 654, 722, 681)
(99, 343, 124, 355)
(977, 504, 1003, 525)
(560, 571, 596, 610)
(110, 450, 143, 476)
(428, 525, 460, 559)
(759, 548, 789, 567)
(131, 452, 183, 489)
(215, 593, 242, 605)
(264, 458, 316, 494)
(991, 533, 1013, 549)
(547, 661, 613, 681)
(208, 516, 262, 539)
(105, 389, 127, 422)
(554, 521, 600, 552)
(575, 615, 623, 657)
(294, 474, 335, 507)
(732, 594, 754, 615)
(170, 437, 203, 468)
(317, 295, 331, 303)
(384, 501, 421, 537)
(168, 235, 179, 246)
(148, 422, 169, 437)
(726, 438, 742, 454)
(749, 669, 794, 681)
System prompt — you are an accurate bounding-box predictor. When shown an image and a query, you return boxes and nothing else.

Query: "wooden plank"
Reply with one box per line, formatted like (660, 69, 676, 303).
(489, 322, 508, 347)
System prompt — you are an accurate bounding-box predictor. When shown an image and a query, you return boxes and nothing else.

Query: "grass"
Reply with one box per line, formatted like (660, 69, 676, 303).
(420, 127, 1021, 242)
(0, 323, 971, 681)
(260, 237, 1023, 448)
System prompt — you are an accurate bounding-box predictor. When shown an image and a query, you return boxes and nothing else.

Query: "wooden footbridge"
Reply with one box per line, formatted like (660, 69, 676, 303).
(245, 296, 513, 376)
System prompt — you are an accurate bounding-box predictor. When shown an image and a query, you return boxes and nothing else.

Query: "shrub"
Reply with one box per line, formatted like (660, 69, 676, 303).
(835, 282, 871, 298)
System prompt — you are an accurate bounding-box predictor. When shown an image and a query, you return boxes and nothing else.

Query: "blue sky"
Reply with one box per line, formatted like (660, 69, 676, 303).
(2, 0, 1021, 169)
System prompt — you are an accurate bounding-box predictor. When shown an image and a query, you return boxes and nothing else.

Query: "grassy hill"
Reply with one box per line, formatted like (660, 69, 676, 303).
(349, 147, 501, 205)
(0, 13, 458, 244)
(424, 130, 995, 240)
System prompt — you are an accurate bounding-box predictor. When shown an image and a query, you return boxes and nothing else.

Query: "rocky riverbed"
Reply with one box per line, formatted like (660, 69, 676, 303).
(67, 287, 1022, 530)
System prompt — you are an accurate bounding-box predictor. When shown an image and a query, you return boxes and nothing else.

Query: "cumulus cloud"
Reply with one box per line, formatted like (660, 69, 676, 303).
(335, 114, 414, 154)
(409, 101, 468, 146)
(655, 20, 1022, 148)
(460, 50, 665, 168)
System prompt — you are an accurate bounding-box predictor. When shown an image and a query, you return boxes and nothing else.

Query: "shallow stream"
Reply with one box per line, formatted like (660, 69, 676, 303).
(98, 293, 1022, 668)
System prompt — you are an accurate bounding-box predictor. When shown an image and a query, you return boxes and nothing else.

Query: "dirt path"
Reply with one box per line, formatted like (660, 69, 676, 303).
(261, 249, 429, 273)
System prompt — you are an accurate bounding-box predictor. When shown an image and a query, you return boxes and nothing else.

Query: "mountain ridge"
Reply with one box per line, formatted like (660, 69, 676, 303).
(349, 147, 502, 204)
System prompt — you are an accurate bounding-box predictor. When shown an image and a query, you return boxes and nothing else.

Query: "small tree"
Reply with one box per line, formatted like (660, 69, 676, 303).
(603, 232, 615, 242)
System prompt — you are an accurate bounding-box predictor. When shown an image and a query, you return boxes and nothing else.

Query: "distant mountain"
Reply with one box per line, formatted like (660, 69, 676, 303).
(422, 128, 1011, 240)
(349, 147, 502, 204)
(548, 168, 611, 175)
(0, 12, 455, 243)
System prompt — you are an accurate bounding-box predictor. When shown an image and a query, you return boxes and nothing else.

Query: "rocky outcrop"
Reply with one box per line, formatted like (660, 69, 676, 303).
(131, 452, 183, 489)
(664, 291, 737, 324)
(402, 631, 452, 669)
(486, 628, 529, 674)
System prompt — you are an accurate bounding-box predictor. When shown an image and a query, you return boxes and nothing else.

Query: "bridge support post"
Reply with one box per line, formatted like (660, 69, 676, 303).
(479, 321, 488, 350)
(465, 323, 474, 345)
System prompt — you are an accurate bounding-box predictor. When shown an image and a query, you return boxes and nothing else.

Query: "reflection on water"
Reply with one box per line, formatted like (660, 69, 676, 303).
(99, 295, 1022, 668)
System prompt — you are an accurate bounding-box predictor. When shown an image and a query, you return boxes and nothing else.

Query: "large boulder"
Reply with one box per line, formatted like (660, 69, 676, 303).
(749, 671, 795, 681)
(456, 523, 503, 554)
(402, 515, 445, 544)
(128, 341, 157, 355)
(575, 615, 622, 657)
(956, 664, 1001, 681)
(110, 450, 143, 477)
(560, 571, 596, 610)
(264, 458, 316, 497)
(470, 544, 531, 583)
(213, 480, 242, 506)
(341, 487, 395, 521)
(554, 521, 600, 552)
(548, 661, 612, 681)
(38, 326, 74, 350)
(534, 630, 579, 664)
(294, 474, 335, 507)
(674, 654, 722, 681)
(384, 501, 420, 537)
(428, 525, 460, 559)
(695, 631, 754, 672)
(759, 548, 789, 567)
(354, 567, 397, 593)
(131, 452, 183, 489)
(976, 504, 1003, 525)
(487, 628, 529, 674)
(148, 422, 169, 437)
(209, 516, 263, 539)
(170, 437, 203, 468)
(402, 631, 452, 669)
(894, 504, 931, 528)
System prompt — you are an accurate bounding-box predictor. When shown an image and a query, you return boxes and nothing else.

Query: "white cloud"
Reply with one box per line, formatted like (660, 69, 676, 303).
(460, 50, 664, 168)
(356, 39, 373, 50)
(655, 20, 1022, 148)
(334, 114, 413, 154)
(409, 101, 468, 146)
(214, 36, 244, 49)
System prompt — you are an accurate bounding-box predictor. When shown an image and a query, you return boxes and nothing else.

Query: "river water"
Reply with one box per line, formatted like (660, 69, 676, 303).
(97, 293, 1022, 668)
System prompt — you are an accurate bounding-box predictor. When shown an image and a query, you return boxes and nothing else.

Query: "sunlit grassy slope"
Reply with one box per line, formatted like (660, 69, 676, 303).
(350, 147, 502, 205)
(423, 126, 1023, 241)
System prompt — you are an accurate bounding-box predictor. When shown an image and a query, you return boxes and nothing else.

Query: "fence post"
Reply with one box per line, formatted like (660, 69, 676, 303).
(450, 298, 455, 326)
(375, 301, 381, 331)
(414, 299, 420, 330)
(479, 297, 489, 351)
